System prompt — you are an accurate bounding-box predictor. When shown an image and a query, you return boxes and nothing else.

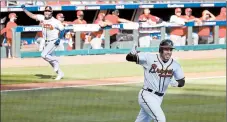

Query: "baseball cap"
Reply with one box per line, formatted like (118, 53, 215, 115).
(44, 6, 53, 12)
(56, 13, 64, 18)
(77, 10, 84, 16)
(8, 13, 17, 19)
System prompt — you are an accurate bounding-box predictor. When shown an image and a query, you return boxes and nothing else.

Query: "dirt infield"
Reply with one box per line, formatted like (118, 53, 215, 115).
(1, 72, 225, 91)
(1, 50, 226, 91)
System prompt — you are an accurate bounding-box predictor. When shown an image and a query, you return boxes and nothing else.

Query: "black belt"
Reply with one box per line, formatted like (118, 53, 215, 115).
(143, 88, 164, 97)
(45, 39, 57, 42)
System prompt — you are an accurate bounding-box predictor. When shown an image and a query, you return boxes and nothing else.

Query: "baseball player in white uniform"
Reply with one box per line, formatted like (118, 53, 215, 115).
(126, 39, 185, 122)
(21, 5, 65, 80)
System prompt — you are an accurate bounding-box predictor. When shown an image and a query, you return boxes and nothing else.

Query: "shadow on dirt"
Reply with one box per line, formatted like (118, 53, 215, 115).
(35, 74, 54, 79)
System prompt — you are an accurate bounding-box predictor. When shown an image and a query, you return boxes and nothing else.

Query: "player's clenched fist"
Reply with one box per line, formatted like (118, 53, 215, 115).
(130, 44, 138, 55)
(21, 4, 26, 9)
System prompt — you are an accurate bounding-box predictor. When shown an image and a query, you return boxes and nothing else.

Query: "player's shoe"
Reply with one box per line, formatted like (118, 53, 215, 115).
(55, 70, 64, 80)
(55, 73, 64, 80)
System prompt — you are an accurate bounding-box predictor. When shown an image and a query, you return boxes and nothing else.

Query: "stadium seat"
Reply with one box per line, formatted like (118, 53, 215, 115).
(59, 0, 70, 5)
(46, 1, 59, 5)
(47, 1, 70, 5)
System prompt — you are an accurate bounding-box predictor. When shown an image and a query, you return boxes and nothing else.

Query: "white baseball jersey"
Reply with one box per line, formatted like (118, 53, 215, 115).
(36, 15, 64, 41)
(169, 15, 186, 25)
(137, 52, 184, 93)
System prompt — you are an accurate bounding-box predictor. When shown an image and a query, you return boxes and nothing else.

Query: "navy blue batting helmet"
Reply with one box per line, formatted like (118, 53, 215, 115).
(159, 39, 175, 53)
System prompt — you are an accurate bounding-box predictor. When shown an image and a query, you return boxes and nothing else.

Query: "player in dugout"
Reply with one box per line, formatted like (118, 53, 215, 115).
(138, 8, 163, 47)
(1, 13, 18, 58)
(104, 10, 133, 46)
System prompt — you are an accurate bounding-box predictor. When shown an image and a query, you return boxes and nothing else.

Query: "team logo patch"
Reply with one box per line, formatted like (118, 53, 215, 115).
(149, 64, 173, 77)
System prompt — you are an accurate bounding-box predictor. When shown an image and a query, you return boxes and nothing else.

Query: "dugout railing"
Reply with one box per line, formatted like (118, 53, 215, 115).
(7, 21, 226, 58)
(2, 0, 226, 8)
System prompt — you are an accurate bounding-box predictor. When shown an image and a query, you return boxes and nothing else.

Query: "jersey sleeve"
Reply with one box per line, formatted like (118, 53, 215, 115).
(173, 62, 185, 80)
(149, 15, 160, 22)
(137, 52, 149, 68)
(36, 14, 45, 21)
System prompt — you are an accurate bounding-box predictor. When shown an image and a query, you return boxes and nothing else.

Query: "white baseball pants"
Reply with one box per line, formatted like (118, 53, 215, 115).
(219, 38, 226, 44)
(90, 37, 103, 49)
(41, 39, 63, 75)
(139, 34, 151, 47)
(170, 35, 186, 46)
(135, 89, 166, 122)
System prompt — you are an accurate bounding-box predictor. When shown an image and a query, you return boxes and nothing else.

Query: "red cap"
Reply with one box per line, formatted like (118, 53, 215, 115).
(175, 8, 181, 13)
(56, 13, 64, 19)
(8, 13, 17, 19)
(185, 8, 192, 12)
(77, 10, 84, 16)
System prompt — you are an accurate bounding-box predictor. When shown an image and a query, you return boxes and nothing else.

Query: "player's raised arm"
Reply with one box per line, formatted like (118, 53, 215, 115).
(126, 45, 148, 66)
(21, 5, 38, 20)
(126, 45, 139, 63)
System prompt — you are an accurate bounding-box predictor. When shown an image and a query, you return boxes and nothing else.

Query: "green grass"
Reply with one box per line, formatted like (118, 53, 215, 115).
(1, 78, 226, 122)
(1, 58, 226, 84)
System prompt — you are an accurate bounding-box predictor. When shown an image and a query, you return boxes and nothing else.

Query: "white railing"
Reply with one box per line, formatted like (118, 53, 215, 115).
(1, 0, 224, 7)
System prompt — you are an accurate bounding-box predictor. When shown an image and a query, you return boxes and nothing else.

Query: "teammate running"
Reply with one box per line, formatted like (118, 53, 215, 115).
(21, 5, 65, 80)
(126, 39, 185, 122)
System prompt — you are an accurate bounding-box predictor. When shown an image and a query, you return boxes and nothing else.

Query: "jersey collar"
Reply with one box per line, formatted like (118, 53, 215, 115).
(157, 54, 172, 65)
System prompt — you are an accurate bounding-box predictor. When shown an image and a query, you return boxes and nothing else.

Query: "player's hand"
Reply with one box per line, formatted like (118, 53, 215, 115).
(130, 44, 138, 55)
(54, 39, 60, 46)
(21, 4, 26, 9)
(147, 20, 156, 25)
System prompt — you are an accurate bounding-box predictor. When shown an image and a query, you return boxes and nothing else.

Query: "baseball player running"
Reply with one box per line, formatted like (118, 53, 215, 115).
(126, 39, 185, 122)
(21, 5, 65, 80)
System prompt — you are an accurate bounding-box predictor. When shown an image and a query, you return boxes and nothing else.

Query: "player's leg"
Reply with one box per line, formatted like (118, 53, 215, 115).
(135, 89, 152, 122)
(170, 35, 180, 46)
(180, 36, 186, 46)
(192, 33, 199, 45)
(219, 37, 226, 44)
(55, 39, 65, 51)
(90, 37, 102, 49)
(139, 89, 166, 122)
(41, 41, 57, 62)
(139, 34, 151, 47)
(7, 38, 12, 58)
(41, 40, 64, 80)
(135, 108, 152, 122)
